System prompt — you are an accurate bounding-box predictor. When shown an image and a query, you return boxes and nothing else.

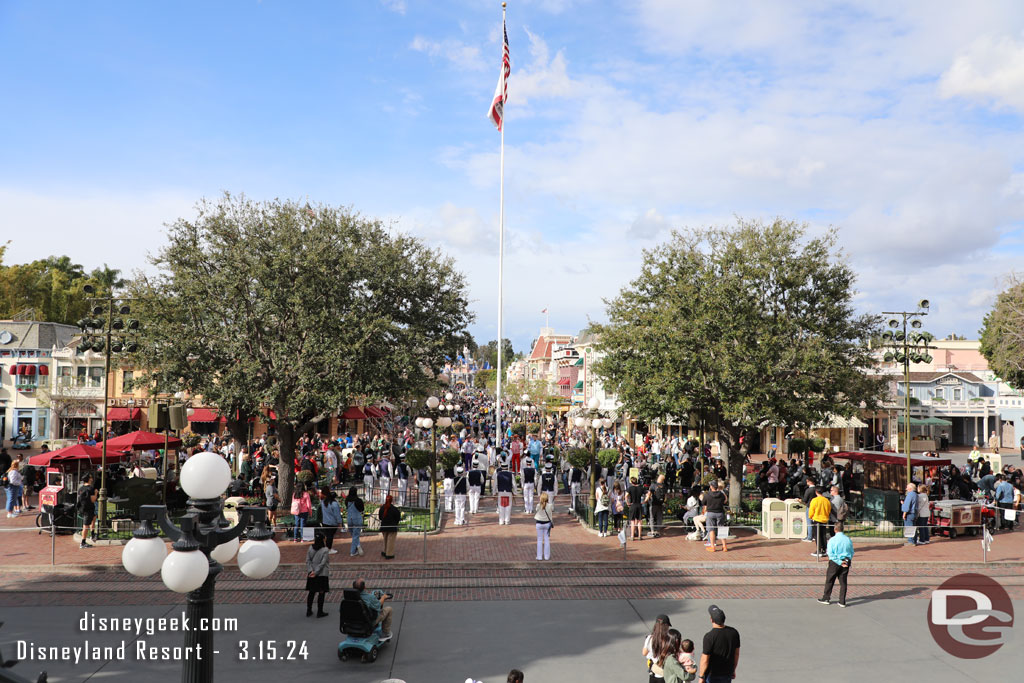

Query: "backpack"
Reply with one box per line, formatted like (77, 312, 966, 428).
(0, 473, 8, 487)
(651, 484, 665, 506)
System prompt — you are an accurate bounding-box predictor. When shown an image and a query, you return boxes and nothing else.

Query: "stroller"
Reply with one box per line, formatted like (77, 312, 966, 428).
(337, 589, 390, 663)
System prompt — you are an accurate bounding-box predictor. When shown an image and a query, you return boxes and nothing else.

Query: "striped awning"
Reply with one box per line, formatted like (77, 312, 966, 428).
(813, 413, 869, 429)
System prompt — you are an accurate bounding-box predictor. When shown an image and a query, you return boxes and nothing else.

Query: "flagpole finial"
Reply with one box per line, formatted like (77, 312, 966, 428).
(502, 2, 506, 7)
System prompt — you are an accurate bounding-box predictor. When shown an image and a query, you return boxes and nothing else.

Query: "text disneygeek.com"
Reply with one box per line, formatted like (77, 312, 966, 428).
(13, 611, 307, 663)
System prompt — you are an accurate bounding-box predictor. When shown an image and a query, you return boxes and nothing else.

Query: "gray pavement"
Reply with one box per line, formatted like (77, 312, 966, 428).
(1, 597, 1021, 682)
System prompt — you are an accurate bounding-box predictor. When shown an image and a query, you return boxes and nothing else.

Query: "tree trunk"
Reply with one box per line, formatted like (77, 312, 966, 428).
(224, 420, 249, 477)
(720, 428, 745, 513)
(277, 422, 297, 510)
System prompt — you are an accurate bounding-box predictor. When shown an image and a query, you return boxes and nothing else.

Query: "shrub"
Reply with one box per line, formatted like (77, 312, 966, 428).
(295, 470, 316, 489)
(597, 448, 620, 469)
(567, 448, 592, 469)
(404, 449, 432, 470)
(181, 432, 202, 449)
(452, 420, 465, 433)
(511, 423, 527, 438)
(788, 438, 806, 456)
(527, 422, 543, 435)
(438, 448, 462, 470)
(809, 437, 826, 452)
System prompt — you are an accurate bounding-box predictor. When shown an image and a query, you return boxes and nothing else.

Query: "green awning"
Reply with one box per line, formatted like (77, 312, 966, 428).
(574, 380, 583, 389)
(573, 357, 584, 366)
(896, 415, 929, 426)
(923, 417, 953, 426)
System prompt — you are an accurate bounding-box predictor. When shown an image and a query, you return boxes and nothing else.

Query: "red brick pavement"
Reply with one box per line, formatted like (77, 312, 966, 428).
(3, 499, 1020, 569)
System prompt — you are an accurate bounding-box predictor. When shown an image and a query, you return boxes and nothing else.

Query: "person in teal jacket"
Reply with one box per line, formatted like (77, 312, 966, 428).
(818, 520, 854, 607)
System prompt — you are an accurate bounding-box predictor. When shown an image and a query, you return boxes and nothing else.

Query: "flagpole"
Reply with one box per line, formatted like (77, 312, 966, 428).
(495, 1, 507, 450)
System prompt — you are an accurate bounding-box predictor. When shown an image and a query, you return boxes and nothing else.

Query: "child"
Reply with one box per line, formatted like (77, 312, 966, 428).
(678, 638, 698, 681)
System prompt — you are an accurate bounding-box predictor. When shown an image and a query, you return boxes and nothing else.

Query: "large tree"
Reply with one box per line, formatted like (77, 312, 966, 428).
(980, 275, 1024, 390)
(128, 194, 473, 505)
(592, 218, 884, 509)
(0, 248, 113, 324)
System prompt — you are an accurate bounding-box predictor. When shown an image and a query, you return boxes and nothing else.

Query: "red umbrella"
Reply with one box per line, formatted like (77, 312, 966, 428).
(28, 443, 133, 466)
(100, 430, 183, 450)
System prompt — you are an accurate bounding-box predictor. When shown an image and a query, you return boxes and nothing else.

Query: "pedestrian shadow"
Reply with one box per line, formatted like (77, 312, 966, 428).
(844, 587, 928, 605)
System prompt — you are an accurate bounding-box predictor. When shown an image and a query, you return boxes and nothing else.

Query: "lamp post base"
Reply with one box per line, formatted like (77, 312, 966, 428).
(182, 561, 221, 683)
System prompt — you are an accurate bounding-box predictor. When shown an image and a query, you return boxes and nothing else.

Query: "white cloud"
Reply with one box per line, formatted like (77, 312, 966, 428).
(409, 36, 484, 71)
(0, 187, 195, 273)
(940, 34, 1024, 111)
(628, 208, 669, 239)
(380, 0, 406, 15)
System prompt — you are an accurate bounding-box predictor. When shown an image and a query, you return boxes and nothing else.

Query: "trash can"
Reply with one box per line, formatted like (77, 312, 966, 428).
(761, 498, 787, 538)
(784, 498, 807, 539)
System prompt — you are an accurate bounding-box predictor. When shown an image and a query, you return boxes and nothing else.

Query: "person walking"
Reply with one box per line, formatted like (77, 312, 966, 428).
(703, 481, 728, 552)
(901, 483, 918, 546)
(534, 492, 553, 561)
(495, 461, 516, 525)
(540, 461, 557, 511)
(378, 494, 401, 560)
(626, 476, 647, 542)
(595, 478, 610, 537)
(817, 520, 854, 607)
(809, 487, 832, 558)
(915, 484, 931, 544)
(262, 466, 279, 528)
(318, 486, 342, 554)
(345, 486, 365, 557)
(291, 484, 312, 542)
(649, 474, 667, 538)
(520, 457, 536, 513)
(305, 532, 330, 617)
(453, 465, 468, 526)
(76, 472, 96, 548)
(468, 458, 486, 514)
(611, 480, 626, 535)
(699, 605, 740, 683)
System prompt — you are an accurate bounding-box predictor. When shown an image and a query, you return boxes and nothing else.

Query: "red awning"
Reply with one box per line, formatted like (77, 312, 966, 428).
(189, 408, 219, 422)
(7, 364, 17, 375)
(832, 451, 952, 467)
(365, 406, 386, 419)
(341, 407, 367, 420)
(101, 430, 183, 450)
(557, 377, 571, 385)
(38, 365, 49, 376)
(20, 365, 35, 375)
(28, 443, 133, 466)
(107, 407, 141, 421)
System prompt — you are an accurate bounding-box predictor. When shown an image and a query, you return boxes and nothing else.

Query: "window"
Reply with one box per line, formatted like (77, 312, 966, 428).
(58, 366, 73, 386)
(78, 366, 103, 388)
(934, 388, 944, 399)
(953, 388, 962, 401)
(122, 370, 134, 391)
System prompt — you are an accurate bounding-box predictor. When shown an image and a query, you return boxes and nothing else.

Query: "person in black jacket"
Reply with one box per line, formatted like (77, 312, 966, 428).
(453, 465, 468, 525)
(801, 477, 817, 543)
(378, 495, 401, 560)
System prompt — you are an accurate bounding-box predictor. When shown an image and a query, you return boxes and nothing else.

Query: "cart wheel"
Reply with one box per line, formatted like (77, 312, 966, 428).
(338, 650, 347, 661)
(968, 527, 978, 536)
(949, 528, 957, 539)
(367, 646, 378, 662)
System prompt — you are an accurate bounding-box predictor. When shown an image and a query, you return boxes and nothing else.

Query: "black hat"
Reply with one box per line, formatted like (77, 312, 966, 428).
(708, 604, 726, 625)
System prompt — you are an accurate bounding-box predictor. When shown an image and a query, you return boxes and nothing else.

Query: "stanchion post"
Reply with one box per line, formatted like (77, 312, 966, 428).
(51, 521, 56, 566)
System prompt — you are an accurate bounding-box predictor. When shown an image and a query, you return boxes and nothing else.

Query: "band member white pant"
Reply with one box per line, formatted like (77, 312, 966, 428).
(443, 479, 454, 511)
(523, 483, 535, 513)
(469, 486, 482, 513)
(363, 475, 374, 501)
(454, 494, 467, 525)
(542, 490, 556, 511)
(570, 482, 581, 511)
(498, 493, 512, 524)
(396, 479, 407, 507)
(418, 481, 429, 508)
(379, 477, 390, 503)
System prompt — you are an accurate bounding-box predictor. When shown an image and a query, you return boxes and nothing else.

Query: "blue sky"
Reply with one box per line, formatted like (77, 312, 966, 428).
(4, 1, 1024, 353)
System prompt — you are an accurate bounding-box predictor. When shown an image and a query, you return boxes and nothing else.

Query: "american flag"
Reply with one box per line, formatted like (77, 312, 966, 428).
(488, 20, 510, 131)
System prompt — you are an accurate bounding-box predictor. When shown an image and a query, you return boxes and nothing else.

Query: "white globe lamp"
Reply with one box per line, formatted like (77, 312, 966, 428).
(415, 417, 424, 428)
(161, 549, 209, 593)
(422, 417, 434, 429)
(180, 451, 232, 500)
(588, 396, 601, 411)
(122, 536, 166, 577)
(237, 538, 281, 579)
(574, 417, 586, 428)
(592, 418, 602, 429)
(426, 396, 440, 410)
(437, 417, 452, 428)
(602, 418, 613, 430)
(522, 393, 529, 402)
(445, 392, 454, 401)
(210, 536, 240, 564)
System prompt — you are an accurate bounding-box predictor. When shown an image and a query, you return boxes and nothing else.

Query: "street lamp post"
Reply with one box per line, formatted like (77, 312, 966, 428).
(76, 284, 140, 532)
(415, 374, 453, 520)
(881, 301, 934, 486)
(575, 396, 614, 524)
(121, 451, 280, 683)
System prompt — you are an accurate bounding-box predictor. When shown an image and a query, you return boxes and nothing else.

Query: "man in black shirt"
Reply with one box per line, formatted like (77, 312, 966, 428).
(801, 476, 817, 543)
(700, 604, 740, 683)
(703, 481, 728, 552)
(77, 473, 97, 549)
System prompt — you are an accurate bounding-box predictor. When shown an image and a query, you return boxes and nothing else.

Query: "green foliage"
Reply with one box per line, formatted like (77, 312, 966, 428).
(526, 422, 543, 434)
(0, 250, 125, 324)
(404, 449, 432, 470)
(592, 219, 885, 508)
(566, 447, 592, 469)
(181, 432, 202, 449)
(597, 448, 620, 468)
(295, 470, 316, 489)
(451, 420, 465, 434)
(438, 448, 462, 469)
(809, 437, 827, 452)
(981, 277, 1024, 391)
(126, 194, 473, 506)
(478, 338, 516, 373)
(788, 438, 806, 455)
(511, 423, 527, 438)
(475, 368, 496, 390)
